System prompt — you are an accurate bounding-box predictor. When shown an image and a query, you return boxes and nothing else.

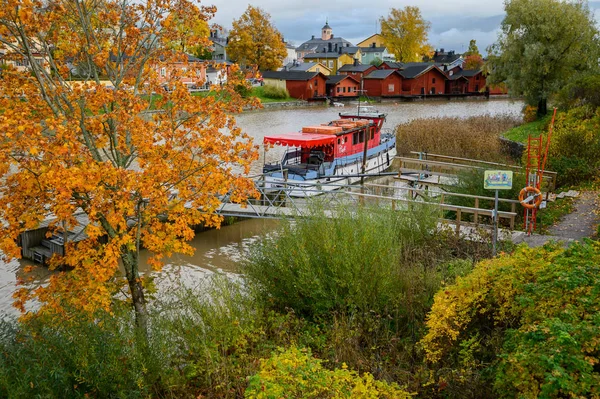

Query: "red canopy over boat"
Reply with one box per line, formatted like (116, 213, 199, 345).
(263, 133, 335, 148)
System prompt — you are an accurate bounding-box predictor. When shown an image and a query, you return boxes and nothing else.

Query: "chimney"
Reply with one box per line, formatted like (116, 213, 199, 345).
(434, 50, 438, 57)
(312, 35, 315, 40)
(331, 34, 334, 38)
(440, 48, 445, 53)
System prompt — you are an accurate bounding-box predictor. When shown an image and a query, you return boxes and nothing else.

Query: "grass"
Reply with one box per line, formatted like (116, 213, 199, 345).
(503, 114, 553, 143)
(250, 86, 297, 103)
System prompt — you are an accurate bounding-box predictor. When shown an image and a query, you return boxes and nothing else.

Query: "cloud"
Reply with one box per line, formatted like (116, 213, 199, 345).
(206, 0, 507, 52)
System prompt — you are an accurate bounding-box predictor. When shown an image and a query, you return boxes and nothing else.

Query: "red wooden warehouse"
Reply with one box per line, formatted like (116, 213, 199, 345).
(261, 71, 328, 100)
(362, 69, 403, 97)
(338, 63, 378, 82)
(326, 75, 360, 98)
(399, 64, 448, 95)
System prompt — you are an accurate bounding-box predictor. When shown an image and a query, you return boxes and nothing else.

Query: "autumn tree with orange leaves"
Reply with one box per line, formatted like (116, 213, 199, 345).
(0, 0, 258, 333)
(227, 5, 287, 71)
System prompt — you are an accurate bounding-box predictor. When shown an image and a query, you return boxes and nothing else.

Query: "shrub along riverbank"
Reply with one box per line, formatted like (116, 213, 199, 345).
(0, 204, 500, 398)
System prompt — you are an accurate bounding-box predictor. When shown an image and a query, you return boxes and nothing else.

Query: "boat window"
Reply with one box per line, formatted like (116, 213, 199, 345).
(353, 132, 358, 145)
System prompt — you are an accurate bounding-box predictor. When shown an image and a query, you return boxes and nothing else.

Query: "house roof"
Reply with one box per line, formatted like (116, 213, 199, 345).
(338, 63, 375, 73)
(399, 64, 446, 80)
(285, 62, 318, 71)
(261, 70, 325, 81)
(303, 52, 344, 60)
(326, 75, 359, 85)
(360, 46, 386, 53)
(341, 46, 360, 55)
(296, 37, 354, 53)
(381, 61, 403, 69)
(431, 50, 462, 65)
(453, 69, 483, 78)
(364, 69, 400, 80)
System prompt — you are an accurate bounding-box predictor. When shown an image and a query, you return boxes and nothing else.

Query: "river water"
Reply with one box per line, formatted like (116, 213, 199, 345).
(0, 98, 523, 315)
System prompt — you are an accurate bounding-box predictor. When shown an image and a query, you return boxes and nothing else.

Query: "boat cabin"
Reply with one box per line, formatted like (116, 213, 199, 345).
(263, 116, 384, 176)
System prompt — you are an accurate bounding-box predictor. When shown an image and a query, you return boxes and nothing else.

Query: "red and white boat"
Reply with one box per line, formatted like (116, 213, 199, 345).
(263, 106, 397, 197)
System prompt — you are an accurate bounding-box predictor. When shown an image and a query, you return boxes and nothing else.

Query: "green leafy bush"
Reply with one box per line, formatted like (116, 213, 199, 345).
(548, 106, 600, 186)
(421, 241, 600, 398)
(244, 346, 411, 399)
(0, 310, 166, 399)
(262, 84, 289, 99)
(244, 203, 443, 320)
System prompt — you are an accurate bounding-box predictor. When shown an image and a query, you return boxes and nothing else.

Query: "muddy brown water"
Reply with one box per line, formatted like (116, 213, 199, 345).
(0, 99, 523, 315)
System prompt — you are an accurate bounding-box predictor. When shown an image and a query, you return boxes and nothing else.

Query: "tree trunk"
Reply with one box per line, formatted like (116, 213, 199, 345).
(122, 249, 148, 336)
(537, 98, 547, 117)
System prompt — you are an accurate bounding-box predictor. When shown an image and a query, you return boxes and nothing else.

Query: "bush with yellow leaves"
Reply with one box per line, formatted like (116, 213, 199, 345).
(244, 346, 412, 399)
(420, 241, 600, 398)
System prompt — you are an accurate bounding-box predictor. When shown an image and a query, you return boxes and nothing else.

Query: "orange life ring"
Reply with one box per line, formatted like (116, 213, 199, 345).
(519, 186, 543, 209)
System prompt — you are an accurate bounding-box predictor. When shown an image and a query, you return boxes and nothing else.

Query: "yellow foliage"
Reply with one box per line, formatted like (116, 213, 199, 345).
(245, 346, 413, 399)
(380, 6, 432, 63)
(227, 5, 287, 71)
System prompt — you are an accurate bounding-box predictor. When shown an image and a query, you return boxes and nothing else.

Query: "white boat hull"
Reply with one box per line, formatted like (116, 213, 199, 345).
(263, 146, 397, 197)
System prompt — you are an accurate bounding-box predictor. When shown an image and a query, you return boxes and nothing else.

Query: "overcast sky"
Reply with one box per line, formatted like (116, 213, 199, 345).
(206, 0, 600, 55)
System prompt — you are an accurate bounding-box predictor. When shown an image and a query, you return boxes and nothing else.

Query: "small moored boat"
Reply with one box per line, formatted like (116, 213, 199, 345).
(262, 106, 397, 197)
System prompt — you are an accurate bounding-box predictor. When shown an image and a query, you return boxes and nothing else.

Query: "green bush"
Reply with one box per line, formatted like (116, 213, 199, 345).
(422, 241, 600, 398)
(244, 346, 411, 399)
(262, 84, 289, 99)
(548, 106, 600, 186)
(0, 311, 166, 399)
(244, 203, 441, 320)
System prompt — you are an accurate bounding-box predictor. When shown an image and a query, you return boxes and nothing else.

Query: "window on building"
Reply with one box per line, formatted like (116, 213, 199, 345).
(343, 87, 346, 93)
(370, 128, 374, 140)
(160, 67, 166, 77)
(388, 84, 394, 92)
(359, 131, 365, 143)
(353, 132, 359, 145)
(329, 60, 333, 68)
(316, 67, 320, 72)
(16, 58, 29, 67)
(432, 77, 436, 84)
(476, 75, 480, 81)
(314, 79, 318, 87)
(337, 87, 341, 93)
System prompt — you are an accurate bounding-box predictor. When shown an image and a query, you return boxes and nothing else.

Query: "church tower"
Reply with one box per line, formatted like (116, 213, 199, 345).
(321, 20, 332, 40)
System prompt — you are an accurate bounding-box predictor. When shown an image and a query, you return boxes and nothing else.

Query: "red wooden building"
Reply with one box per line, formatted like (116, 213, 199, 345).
(379, 61, 403, 70)
(326, 75, 360, 98)
(363, 70, 403, 97)
(445, 74, 470, 94)
(399, 65, 448, 95)
(261, 71, 328, 100)
(454, 69, 486, 93)
(338, 63, 378, 82)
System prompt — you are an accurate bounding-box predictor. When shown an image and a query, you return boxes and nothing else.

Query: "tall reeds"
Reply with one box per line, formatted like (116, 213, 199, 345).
(395, 115, 521, 163)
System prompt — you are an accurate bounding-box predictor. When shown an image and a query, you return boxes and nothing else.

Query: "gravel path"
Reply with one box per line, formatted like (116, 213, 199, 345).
(548, 191, 599, 240)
